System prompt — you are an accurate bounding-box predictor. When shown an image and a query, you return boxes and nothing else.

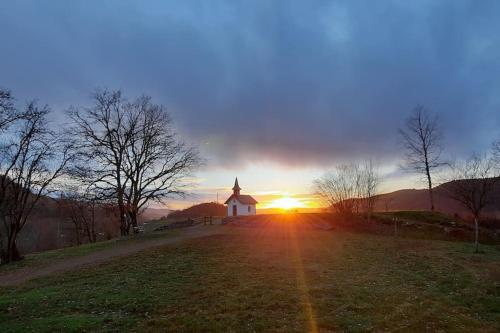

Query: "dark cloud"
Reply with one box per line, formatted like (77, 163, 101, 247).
(1, 0, 500, 168)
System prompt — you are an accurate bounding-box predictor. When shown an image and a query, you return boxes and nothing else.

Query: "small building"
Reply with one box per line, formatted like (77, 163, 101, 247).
(224, 178, 258, 216)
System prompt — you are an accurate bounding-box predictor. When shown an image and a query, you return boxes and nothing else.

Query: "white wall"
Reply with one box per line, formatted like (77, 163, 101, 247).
(226, 198, 256, 216)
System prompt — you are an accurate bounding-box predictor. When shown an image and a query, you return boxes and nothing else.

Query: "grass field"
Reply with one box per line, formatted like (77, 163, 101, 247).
(1, 214, 499, 332)
(0, 230, 182, 274)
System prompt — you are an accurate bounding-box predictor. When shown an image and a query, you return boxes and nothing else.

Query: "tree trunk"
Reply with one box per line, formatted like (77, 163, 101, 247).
(90, 208, 97, 242)
(367, 198, 373, 223)
(3, 231, 23, 263)
(117, 185, 128, 236)
(0, 238, 7, 265)
(130, 210, 139, 234)
(119, 207, 128, 236)
(426, 167, 435, 211)
(84, 222, 92, 244)
(473, 216, 479, 253)
(75, 226, 81, 245)
(9, 242, 22, 262)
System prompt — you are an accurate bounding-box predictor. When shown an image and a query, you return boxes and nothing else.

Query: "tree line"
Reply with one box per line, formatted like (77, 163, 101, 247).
(314, 105, 500, 252)
(0, 88, 200, 264)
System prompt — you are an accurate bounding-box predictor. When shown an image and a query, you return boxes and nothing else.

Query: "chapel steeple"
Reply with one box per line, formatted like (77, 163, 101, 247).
(232, 177, 241, 196)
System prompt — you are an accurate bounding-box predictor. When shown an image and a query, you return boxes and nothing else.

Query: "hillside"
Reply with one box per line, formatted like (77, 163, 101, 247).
(141, 208, 172, 221)
(374, 179, 500, 217)
(3, 196, 121, 254)
(167, 202, 227, 219)
(2, 194, 168, 255)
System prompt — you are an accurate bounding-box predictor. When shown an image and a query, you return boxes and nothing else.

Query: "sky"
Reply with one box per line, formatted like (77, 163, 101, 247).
(1, 1, 500, 209)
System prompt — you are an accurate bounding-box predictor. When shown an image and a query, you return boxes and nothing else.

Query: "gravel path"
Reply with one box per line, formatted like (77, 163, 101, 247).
(0, 226, 223, 287)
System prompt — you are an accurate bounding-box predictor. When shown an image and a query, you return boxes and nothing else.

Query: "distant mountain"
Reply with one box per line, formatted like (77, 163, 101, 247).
(168, 202, 227, 219)
(374, 179, 500, 217)
(141, 208, 171, 221)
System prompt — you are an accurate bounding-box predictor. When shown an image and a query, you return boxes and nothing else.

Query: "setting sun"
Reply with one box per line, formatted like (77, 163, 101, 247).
(269, 197, 306, 210)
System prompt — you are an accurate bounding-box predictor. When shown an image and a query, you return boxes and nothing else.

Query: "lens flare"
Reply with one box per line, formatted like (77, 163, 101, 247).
(270, 197, 305, 210)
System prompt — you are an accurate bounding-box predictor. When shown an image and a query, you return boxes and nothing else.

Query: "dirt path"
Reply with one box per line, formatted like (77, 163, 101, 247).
(0, 226, 223, 287)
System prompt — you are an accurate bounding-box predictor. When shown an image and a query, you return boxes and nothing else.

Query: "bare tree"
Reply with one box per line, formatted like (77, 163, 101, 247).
(314, 161, 380, 218)
(492, 139, 500, 170)
(399, 105, 444, 211)
(68, 90, 131, 236)
(0, 89, 22, 132)
(383, 196, 395, 212)
(314, 164, 361, 215)
(122, 96, 200, 232)
(0, 102, 71, 263)
(443, 154, 498, 253)
(58, 190, 99, 245)
(361, 159, 379, 220)
(58, 195, 84, 245)
(68, 89, 200, 235)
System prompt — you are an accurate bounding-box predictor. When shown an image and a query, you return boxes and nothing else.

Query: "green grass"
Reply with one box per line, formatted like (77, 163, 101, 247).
(371, 210, 500, 245)
(0, 226, 499, 332)
(0, 230, 180, 273)
(374, 210, 459, 225)
(0, 240, 117, 273)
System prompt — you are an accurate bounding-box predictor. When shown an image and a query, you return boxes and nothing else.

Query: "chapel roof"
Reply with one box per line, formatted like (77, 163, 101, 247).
(224, 194, 258, 205)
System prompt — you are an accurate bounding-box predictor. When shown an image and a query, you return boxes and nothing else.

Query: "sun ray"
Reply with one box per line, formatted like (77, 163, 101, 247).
(287, 218, 318, 333)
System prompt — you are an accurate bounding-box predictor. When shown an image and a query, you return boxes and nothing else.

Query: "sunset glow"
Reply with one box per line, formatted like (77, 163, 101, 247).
(267, 196, 307, 210)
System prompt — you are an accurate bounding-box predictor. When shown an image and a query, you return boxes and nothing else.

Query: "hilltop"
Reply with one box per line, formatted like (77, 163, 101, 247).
(167, 202, 227, 219)
(374, 178, 500, 217)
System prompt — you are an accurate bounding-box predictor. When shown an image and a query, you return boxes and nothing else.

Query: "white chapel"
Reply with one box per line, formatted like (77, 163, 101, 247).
(224, 178, 258, 216)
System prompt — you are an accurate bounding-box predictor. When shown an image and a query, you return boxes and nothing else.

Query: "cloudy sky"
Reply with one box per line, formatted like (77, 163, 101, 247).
(1, 1, 500, 208)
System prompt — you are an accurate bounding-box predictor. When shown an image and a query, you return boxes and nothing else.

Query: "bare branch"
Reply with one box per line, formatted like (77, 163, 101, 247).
(399, 105, 444, 211)
(442, 154, 498, 252)
(67, 90, 201, 235)
(0, 99, 72, 263)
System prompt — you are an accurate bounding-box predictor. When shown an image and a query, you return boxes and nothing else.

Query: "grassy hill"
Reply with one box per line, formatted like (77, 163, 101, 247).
(167, 202, 227, 219)
(374, 179, 500, 217)
(0, 214, 499, 332)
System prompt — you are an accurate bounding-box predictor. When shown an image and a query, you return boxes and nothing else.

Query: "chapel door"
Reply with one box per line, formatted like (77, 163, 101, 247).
(232, 205, 237, 216)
